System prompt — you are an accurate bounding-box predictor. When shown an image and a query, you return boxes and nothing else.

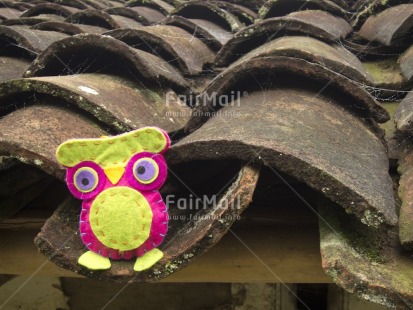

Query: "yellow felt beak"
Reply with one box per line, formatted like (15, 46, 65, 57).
(104, 167, 125, 185)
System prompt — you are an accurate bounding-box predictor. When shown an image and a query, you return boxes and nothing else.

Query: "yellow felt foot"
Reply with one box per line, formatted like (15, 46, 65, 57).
(78, 251, 111, 270)
(133, 248, 164, 271)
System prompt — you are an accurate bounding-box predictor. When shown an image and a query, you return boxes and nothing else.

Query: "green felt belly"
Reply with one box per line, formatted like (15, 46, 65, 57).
(90, 187, 153, 251)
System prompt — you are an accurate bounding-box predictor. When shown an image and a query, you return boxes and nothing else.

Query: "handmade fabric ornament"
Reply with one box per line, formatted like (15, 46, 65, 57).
(56, 127, 170, 271)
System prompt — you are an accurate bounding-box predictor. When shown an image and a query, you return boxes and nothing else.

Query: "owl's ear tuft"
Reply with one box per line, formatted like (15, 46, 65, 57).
(56, 140, 78, 167)
(138, 127, 170, 154)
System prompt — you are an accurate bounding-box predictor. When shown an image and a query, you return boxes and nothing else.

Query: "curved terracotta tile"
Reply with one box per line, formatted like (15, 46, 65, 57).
(172, 0, 244, 32)
(105, 7, 152, 25)
(127, 6, 166, 24)
(0, 25, 69, 56)
(21, 3, 77, 18)
(24, 33, 189, 92)
(31, 21, 85, 35)
(0, 74, 190, 133)
(258, 0, 347, 20)
(215, 11, 353, 67)
(126, 0, 175, 15)
(359, 4, 413, 46)
(174, 88, 396, 227)
(0, 104, 105, 178)
(65, 9, 122, 30)
(105, 26, 215, 75)
(187, 56, 386, 133)
(161, 15, 232, 51)
(211, 1, 257, 25)
(319, 199, 413, 309)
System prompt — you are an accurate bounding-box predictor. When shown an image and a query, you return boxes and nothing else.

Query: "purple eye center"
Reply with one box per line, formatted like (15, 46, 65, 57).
(74, 167, 98, 193)
(133, 158, 159, 184)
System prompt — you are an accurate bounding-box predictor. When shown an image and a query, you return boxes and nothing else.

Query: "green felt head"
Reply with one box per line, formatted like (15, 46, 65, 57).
(56, 127, 168, 168)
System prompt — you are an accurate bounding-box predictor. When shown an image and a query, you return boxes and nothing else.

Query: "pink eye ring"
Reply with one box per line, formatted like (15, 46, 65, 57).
(66, 162, 104, 200)
(133, 158, 159, 184)
(126, 152, 167, 191)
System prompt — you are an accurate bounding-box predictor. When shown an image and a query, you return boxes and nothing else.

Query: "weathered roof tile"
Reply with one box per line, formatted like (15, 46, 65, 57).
(175, 87, 396, 227)
(106, 7, 148, 23)
(127, 6, 166, 24)
(23, 33, 189, 91)
(400, 45, 413, 82)
(395, 90, 413, 134)
(210, 1, 257, 25)
(215, 10, 353, 67)
(0, 56, 31, 82)
(213, 0, 265, 12)
(0, 7, 24, 20)
(189, 53, 388, 132)
(359, 4, 413, 47)
(0, 25, 69, 56)
(229, 36, 372, 83)
(161, 15, 232, 51)
(31, 21, 85, 34)
(258, 0, 347, 20)
(106, 26, 215, 75)
(64, 9, 123, 30)
(21, 3, 78, 18)
(172, 0, 244, 32)
(126, 0, 175, 15)
(0, 104, 105, 178)
(0, 74, 190, 132)
(319, 198, 413, 309)
(44, 0, 90, 10)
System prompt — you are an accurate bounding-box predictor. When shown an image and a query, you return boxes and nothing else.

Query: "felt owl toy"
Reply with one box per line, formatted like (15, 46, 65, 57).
(56, 127, 170, 271)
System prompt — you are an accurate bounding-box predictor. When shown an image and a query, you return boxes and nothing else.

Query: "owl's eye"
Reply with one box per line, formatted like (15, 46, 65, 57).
(126, 152, 167, 191)
(66, 162, 104, 200)
(74, 167, 99, 193)
(133, 158, 159, 184)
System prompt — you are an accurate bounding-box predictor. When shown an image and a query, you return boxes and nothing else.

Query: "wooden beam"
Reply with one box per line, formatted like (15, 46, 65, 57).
(0, 224, 331, 283)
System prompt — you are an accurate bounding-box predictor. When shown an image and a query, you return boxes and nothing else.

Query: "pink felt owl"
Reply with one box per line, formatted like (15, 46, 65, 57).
(56, 127, 170, 271)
